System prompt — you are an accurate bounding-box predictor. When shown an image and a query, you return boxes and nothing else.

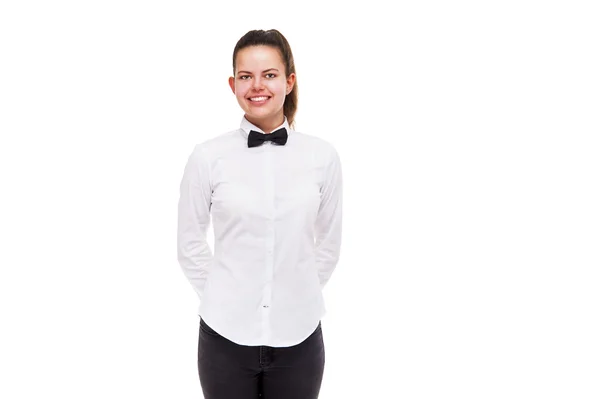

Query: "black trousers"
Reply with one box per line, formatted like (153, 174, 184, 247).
(198, 317, 325, 399)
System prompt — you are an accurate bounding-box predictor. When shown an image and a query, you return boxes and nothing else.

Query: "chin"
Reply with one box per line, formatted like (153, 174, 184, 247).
(246, 110, 277, 120)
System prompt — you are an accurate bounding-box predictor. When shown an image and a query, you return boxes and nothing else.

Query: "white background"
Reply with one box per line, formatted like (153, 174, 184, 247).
(1, 0, 599, 398)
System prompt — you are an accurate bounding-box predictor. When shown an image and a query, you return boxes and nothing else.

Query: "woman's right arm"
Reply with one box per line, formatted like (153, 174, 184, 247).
(177, 144, 213, 300)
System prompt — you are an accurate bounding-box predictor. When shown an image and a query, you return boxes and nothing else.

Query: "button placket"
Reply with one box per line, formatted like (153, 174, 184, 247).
(261, 141, 275, 343)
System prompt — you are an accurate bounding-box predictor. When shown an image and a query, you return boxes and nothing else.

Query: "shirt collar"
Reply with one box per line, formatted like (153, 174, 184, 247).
(240, 115, 291, 139)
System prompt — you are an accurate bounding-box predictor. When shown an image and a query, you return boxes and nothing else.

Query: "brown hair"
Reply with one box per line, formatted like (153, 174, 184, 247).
(232, 29, 298, 129)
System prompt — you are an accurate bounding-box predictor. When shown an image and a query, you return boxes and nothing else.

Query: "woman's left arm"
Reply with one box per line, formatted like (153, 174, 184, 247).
(314, 144, 343, 289)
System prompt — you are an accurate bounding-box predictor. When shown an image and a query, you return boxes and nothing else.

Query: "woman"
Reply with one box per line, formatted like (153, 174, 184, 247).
(177, 29, 343, 399)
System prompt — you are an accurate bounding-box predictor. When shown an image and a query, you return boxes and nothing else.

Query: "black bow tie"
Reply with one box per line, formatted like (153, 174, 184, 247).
(247, 127, 288, 148)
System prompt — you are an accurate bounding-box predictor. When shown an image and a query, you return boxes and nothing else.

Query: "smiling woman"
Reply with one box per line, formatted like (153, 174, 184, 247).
(177, 29, 343, 399)
(228, 31, 298, 133)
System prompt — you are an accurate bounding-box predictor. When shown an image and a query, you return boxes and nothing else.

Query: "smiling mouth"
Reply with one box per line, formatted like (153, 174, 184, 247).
(248, 96, 271, 102)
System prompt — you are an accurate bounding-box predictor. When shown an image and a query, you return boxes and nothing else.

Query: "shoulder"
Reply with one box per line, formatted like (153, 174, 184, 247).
(292, 130, 338, 152)
(192, 129, 243, 157)
(292, 130, 340, 163)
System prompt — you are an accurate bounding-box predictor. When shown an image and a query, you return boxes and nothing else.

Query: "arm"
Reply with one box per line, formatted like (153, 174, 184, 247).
(314, 145, 343, 289)
(177, 144, 213, 300)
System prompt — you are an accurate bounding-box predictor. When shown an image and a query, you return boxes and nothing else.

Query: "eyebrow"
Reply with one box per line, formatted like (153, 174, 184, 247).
(237, 68, 279, 75)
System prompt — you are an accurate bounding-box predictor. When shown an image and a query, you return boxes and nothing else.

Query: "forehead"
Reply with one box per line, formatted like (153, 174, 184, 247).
(236, 45, 284, 71)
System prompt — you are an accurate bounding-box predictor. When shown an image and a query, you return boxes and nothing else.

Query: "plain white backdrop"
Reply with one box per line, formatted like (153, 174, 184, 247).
(1, 0, 599, 398)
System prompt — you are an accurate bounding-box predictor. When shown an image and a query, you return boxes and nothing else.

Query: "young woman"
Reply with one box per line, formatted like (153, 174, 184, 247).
(177, 29, 343, 399)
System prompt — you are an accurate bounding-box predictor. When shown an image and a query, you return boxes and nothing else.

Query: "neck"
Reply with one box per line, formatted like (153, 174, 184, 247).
(246, 114, 285, 134)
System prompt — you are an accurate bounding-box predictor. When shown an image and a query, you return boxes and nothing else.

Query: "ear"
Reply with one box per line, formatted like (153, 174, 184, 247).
(286, 73, 296, 95)
(228, 76, 235, 94)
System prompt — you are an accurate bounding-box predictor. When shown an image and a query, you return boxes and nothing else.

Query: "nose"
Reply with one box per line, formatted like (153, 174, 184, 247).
(252, 76, 264, 90)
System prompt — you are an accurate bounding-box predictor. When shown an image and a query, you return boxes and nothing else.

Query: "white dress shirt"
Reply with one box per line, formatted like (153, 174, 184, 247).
(177, 115, 343, 347)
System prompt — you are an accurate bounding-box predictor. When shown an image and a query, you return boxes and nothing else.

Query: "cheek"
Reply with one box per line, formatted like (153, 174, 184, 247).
(268, 80, 288, 96)
(235, 88, 250, 104)
(235, 81, 250, 95)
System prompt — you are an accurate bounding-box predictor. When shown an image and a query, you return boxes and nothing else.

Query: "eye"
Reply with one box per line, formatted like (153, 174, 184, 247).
(239, 75, 250, 80)
(266, 73, 276, 78)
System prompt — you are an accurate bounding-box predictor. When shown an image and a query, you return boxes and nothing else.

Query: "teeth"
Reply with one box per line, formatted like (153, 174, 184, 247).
(249, 96, 268, 101)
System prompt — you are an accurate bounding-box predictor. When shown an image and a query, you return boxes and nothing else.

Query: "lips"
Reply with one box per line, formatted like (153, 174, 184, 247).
(247, 96, 271, 105)
(249, 96, 270, 101)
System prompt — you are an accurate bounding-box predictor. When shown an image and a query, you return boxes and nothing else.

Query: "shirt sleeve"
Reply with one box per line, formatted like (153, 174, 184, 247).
(315, 145, 343, 289)
(177, 144, 214, 300)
